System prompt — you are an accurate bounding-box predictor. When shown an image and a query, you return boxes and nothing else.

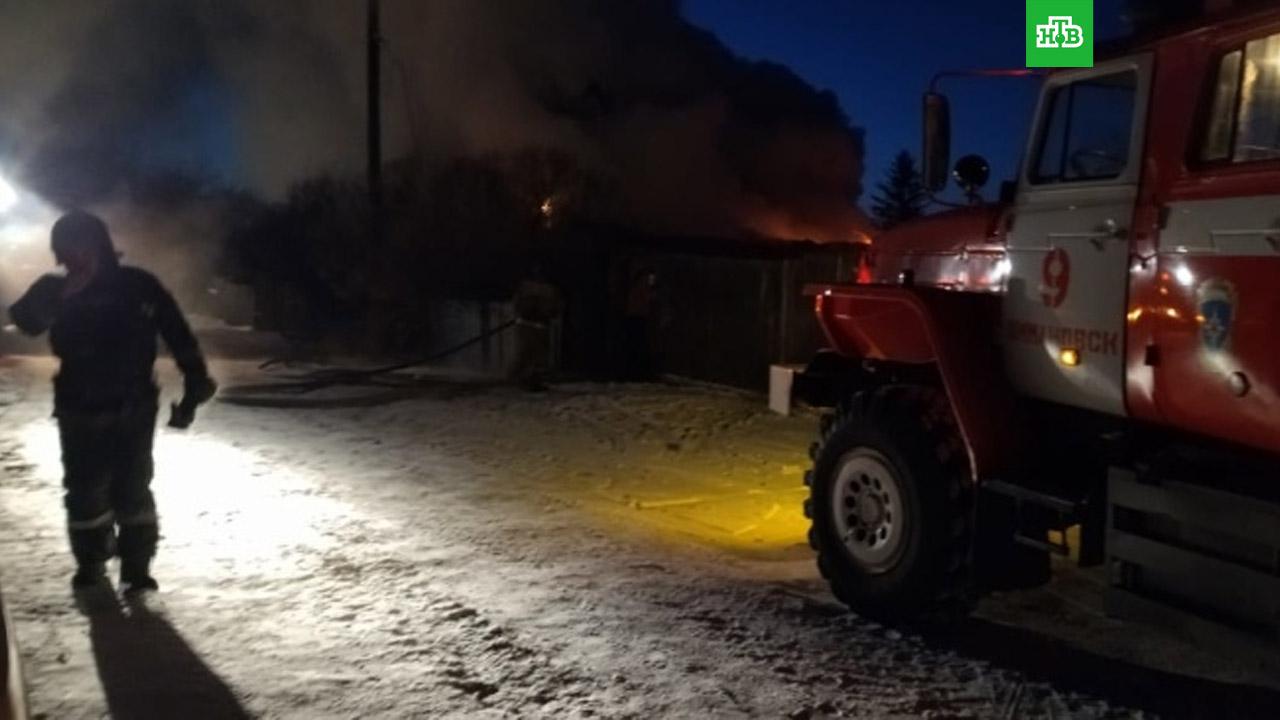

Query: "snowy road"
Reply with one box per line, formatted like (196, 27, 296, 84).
(1, 355, 1277, 719)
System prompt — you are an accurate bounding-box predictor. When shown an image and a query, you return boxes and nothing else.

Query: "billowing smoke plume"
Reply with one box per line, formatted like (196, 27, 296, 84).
(0, 0, 868, 263)
(373, 0, 870, 241)
(0, 1, 364, 307)
(0, 1, 361, 206)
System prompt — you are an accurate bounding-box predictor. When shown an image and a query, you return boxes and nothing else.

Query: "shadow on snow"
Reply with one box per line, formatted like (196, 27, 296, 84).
(76, 586, 250, 720)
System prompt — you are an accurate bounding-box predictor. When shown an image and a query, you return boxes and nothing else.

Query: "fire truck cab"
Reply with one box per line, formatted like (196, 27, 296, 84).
(797, 5, 1280, 655)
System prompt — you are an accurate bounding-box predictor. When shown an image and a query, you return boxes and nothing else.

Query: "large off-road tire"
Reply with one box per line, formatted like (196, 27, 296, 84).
(804, 385, 974, 622)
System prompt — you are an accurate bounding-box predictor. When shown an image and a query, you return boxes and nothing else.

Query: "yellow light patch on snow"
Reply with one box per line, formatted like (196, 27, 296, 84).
(576, 458, 812, 558)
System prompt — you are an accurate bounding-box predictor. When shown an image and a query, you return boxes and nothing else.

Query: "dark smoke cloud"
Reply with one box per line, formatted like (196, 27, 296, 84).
(0, 0, 869, 245)
(0, 1, 365, 304)
(379, 0, 870, 240)
(0, 0, 362, 206)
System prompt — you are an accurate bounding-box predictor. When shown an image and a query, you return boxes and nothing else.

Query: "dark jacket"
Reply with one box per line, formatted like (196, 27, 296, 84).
(8, 266, 208, 412)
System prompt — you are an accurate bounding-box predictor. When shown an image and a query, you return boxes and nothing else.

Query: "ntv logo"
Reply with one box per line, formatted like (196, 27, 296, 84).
(1026, 1, 1093, 67)
(1036, 16, 1085, 49)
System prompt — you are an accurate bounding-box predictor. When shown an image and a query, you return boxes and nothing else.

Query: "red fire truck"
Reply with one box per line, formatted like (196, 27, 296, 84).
(796, 5, 1280, 652)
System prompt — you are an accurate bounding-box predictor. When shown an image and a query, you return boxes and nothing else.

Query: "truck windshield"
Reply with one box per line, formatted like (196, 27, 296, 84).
(1032, 71, 1137, 184)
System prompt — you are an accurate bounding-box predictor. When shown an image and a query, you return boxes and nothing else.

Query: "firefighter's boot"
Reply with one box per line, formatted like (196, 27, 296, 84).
(119, 556, 158, 594)
(68, 519, 115, 589)
(71, 561, 108, 589)
(118, 522, 160, 593)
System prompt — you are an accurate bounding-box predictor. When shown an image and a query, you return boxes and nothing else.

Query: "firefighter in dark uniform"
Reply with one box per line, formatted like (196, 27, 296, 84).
(511, 264, 563, 391)
(7, 210, 217, 592)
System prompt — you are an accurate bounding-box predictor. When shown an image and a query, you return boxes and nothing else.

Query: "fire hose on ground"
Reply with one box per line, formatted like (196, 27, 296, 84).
(220, 319, 522, 402)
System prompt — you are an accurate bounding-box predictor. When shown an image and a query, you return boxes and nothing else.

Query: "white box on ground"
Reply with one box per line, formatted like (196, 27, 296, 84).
(769, 364, 804, 416)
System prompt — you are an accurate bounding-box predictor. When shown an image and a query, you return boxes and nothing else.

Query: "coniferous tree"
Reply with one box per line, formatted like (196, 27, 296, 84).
(870, 150, 928, 229)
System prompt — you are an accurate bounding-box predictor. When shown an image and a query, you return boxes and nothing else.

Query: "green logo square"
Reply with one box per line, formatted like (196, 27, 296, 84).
(1026, 0, 1094, 68)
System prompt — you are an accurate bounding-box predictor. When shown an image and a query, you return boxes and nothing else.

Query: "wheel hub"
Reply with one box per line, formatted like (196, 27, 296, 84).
(830, 449, 905, 573)
(858, 494, 884, 526)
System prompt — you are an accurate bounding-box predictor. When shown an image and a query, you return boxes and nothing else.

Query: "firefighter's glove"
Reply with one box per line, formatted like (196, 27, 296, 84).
(168, 375, 218, 430)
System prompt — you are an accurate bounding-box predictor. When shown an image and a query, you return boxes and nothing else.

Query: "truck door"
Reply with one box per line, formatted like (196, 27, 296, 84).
(1005, 55, 1153, 416)
(1148, 32, 1280, 455)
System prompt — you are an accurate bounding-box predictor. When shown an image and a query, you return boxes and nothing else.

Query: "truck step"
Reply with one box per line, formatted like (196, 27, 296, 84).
(1106, 467, 1280, 655)
(981, 479, 1088, 559)
(982, 479, 1081, 517)
(1014, 533, 1070, 557)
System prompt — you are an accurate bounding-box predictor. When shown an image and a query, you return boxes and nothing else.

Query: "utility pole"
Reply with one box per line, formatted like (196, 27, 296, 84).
(367, 0, 383, 217)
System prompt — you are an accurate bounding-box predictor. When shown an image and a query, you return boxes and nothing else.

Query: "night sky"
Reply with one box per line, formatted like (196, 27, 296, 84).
(683, 0, 1133, 205)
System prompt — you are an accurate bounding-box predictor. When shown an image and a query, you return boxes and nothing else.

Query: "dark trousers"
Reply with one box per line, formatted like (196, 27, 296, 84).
(57, 401, 159, 567)
(512, 321, 551, 388)
(621, 316, 653, 381)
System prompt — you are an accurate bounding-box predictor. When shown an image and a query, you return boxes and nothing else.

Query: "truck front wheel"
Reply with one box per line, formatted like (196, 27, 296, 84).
(804, 385, 973, 622)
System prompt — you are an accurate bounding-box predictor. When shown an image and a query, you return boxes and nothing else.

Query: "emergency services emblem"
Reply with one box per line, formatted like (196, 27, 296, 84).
(1196, 279, 1237, 352)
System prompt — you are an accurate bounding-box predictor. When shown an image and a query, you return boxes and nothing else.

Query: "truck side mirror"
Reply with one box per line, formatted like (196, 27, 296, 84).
(922, 92, 951, 193)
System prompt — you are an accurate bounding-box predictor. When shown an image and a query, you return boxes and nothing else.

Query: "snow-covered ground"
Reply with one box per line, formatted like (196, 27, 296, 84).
(1, 352, 1278, 719)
